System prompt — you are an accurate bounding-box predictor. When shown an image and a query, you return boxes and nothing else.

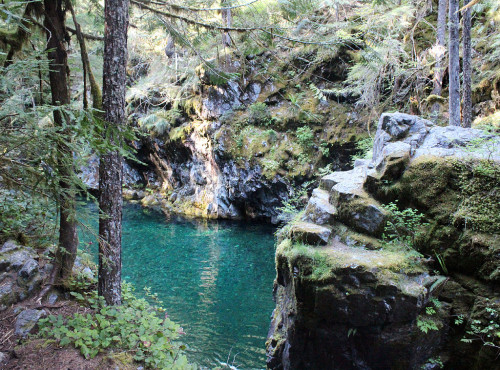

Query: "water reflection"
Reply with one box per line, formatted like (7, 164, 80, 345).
(79, 202, 276, 369)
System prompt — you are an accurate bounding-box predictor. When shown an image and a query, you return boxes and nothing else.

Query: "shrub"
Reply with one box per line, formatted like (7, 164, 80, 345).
(296, 126, 314, 148)
(38, 282, 192, 369)
(381, 201, 428, 251)
(247, 102, 275, 126)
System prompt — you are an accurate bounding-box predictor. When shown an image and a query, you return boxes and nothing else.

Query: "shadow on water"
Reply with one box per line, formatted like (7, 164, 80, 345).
(78, 201, 276, 369)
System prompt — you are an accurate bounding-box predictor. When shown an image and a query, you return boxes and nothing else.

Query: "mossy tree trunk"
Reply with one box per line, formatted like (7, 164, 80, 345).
(462, 0, 472, 128)
(448, 0, 461, 126)
(98, 0, 129, 306)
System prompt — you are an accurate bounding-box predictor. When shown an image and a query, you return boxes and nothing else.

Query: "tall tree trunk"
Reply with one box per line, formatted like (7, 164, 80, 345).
(98, 0, 129, 306)
(448, 0, 461, 126)
(462, 0, 472, 128)
(221, 0, 232, 48)
(431, 0, 448, 114)
(66, 0, 103, 110)
(43, 0, 79, 282)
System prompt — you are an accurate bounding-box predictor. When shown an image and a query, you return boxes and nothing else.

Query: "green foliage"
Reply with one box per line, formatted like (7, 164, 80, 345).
(38, 282, 192, 369)
(417, 298, 442, 334)
(247, 102, 275, 127)
(278, 0, 320, 21)
(424, 357, 444, 369)
(319, 142, 330, 157)
(277, 181, 313, 222)
(351, 136, 373, 163)
(381, 201, 428, 252)
(138, 109, 181, 136)
(0, 189, 55, 244)
(296, 126, 314, 148)
(461, 300, 500, 353)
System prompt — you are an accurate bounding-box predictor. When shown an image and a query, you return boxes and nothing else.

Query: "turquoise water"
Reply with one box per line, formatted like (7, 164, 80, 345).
(78, 202, 276, 369)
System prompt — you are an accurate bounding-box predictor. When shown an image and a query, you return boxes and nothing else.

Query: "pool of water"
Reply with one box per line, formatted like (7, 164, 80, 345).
(78, 202, 276, 369)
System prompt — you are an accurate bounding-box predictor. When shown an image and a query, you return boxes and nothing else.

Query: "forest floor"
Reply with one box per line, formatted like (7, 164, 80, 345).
(0, 299, 124, 370)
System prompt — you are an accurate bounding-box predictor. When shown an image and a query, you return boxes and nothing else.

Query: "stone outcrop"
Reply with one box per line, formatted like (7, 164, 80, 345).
(267, 113, 500, 369)
(0, 241, 45, 309)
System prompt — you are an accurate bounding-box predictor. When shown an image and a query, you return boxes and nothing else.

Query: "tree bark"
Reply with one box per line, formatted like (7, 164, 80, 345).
(462, 0, 472, 128)
(43, 0, 79, 282)
(431, 0, 448, 114)
(448, 0, 461, 126)
(66, 0, 103, 110)
(221, 0, 232, 48)
(98, 0, 129, 306)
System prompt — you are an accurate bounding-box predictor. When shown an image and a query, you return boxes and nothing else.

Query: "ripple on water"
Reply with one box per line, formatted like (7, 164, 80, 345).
(79, 202, 276, 369)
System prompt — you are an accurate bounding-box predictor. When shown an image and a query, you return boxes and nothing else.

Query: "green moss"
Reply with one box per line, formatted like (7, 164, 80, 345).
(452, 159, 500, 234)
(277, 237, 426, 287)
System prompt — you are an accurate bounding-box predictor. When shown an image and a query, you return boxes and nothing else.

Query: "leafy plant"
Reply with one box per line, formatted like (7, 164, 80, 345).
(461, 300, 500, 354)
(417, 298, 442, 334)
(381, 201, 428, 251)
(296, 126, 314, 148)
(351, 136, 373, 164)
(247, 102, 275, 127)
(277, 181, 313, 222)
(38, 282, 192, 369)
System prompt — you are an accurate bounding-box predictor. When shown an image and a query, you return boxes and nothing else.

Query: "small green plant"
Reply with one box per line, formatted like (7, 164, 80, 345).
(138, 109, 181, 136)
(461, 300, 500, 353)
(261, 158, 280, 178)
(38, 282, 192, 369)
(319, 142, 330, 157)
(417, 298, 442, 334)
(317, 163, 334, 177)
(424, 357, 444, 369)
(247, 102, 275, 126)
(296, 126, 314, 149)
(277, 181, 313, 222)
(351, 136, 373, 164)
(381, 201, 428, 251)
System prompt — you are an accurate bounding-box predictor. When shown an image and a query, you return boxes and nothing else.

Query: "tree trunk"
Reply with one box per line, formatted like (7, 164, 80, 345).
(98, 0, 129, 306)
(448, 0, 461, 126)
(431, 0, 448, 114)
(66, 0, 102, 110)
(462, 0, 472, 128)
(221, 0, 232, 48)
(43, 0, 79, 282)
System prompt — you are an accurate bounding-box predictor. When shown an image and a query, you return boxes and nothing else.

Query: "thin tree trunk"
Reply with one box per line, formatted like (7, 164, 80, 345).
(221, 0, 232, 48)
(43, 0, 79, 282)
(98, 0, 129, 306)
(462, 0, 472, 128)
(431, 0, 448, 114)
(448, 0, 461, 126)
(66, 0, 103, 110)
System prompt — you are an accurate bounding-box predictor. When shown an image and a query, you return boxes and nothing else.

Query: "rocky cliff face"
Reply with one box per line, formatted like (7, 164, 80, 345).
(266, 113, 500, 369)
(99, 50, 363, 223)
